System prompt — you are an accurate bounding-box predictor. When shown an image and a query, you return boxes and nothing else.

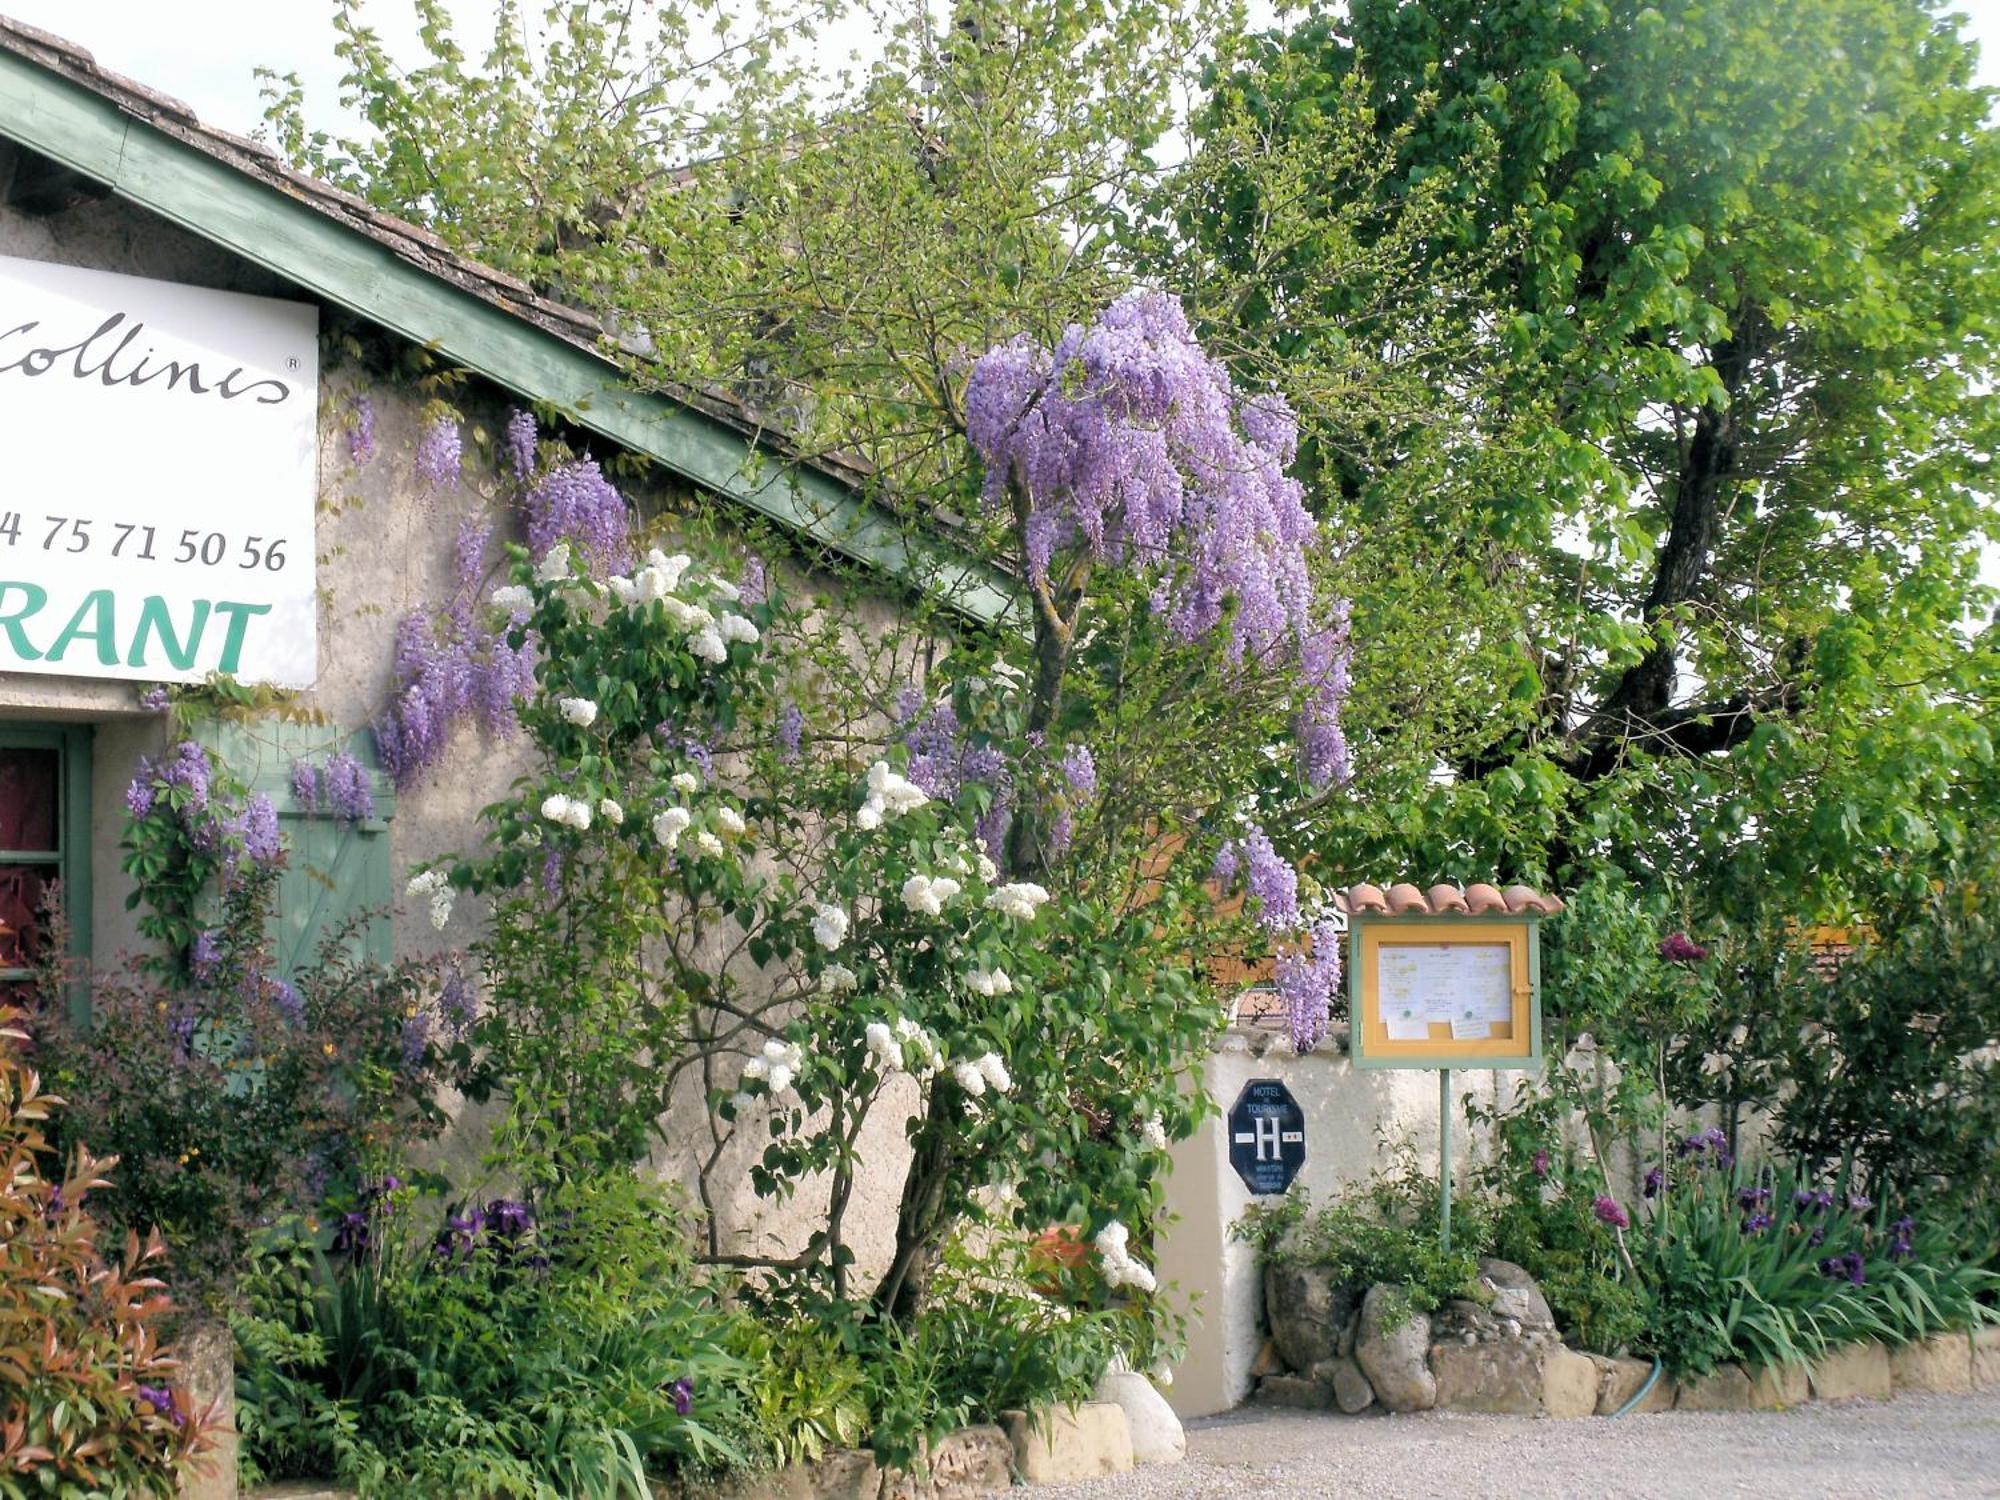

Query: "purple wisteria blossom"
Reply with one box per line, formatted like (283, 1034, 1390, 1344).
(1274, 917, 1342, 1052)
(740, 555, 768, 606)
(348, 396, 377, 465)
(324, 751, 376, 821)
(505, 408, 538, 478)
(400, 1013, 431, 1073)
(125, 774, 156, 819)
(441, 966, 476, 1036)
(189, 929, 221, 983)
(241, 794, 282, 863)
(1060, 743, 1097, 801)
(965, 291, 1351, 785)
(415, 411, 462, 490)
(777, 703, 804, 762)
(1212, 823, 1300, 931)
(290, 759, 322, 812)
(523, 458, 632, 573)
(139, 685, 171, 713)
(268, 976, 305, 1026)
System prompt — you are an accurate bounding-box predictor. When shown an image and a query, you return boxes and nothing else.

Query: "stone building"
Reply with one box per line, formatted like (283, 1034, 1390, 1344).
(0, 16, 1009, 1264)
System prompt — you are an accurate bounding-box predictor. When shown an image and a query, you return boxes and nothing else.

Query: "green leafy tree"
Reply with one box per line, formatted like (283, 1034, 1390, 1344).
(1195, 0, 2000, 921)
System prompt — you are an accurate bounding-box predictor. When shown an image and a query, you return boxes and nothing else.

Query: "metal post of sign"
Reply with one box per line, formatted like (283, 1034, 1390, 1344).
(1439, 1068, 1453, 1253)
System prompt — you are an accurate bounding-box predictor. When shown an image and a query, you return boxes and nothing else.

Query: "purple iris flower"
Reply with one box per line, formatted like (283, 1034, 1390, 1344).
(670, 1377, 694, 1416)
(1643, 1166, 1664, 1198)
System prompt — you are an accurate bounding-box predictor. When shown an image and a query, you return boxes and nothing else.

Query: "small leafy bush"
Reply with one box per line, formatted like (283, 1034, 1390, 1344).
(235, 1174, 760, 1497)
(0, 1008, 218, 1495)
(1238, 1180, 1479, 1324)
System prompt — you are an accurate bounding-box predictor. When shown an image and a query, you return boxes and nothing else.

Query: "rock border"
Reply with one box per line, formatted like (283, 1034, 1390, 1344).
(1259, 1260, 2000, 1419)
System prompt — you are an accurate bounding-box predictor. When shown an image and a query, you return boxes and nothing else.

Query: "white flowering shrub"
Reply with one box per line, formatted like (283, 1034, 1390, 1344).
(425, 536, 1224, 1332)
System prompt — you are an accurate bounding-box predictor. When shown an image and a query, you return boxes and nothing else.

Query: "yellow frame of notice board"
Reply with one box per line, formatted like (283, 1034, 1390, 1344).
(1349, 915, 1543, 1071)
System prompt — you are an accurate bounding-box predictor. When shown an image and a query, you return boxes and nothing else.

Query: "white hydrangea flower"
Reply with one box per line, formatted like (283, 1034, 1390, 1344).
(865, 1021, 899, 1071)
(895, 1017, 941, 1078)
(821, 963, 859, 992)
(716, 807, 747, 838)
(730, 1090, 755, 1114)
(645, 549, 693, 593)
(541, 793, 576, 825)
(965, 967, 1014, 997)
(866, 760, 930, 817)
(977, 852, 999, 883)
(691, 625, 728, 664)
(901, 874, 961, 918)
(598, 797, 625, 825)
(1140, 1113, 1169, 1152)
(716, 612, 759, 645)
(951, 1060, 987, 1098)
(533, 542, 572, 583)
(708, 576, 742, 603)
(671, 771, 700, 795)
(1094, 1220, 1158, 1294)
(606, 575, 638, 604)
(557, 696, 599, 728)
(653, 805, 691, 850)
(985, 882, 1050, 920)
(490, 583, 533, 612)
(757, 1038, 806, 1097)
(975, 1052, 1011, 1094)
(812, 903, 850, 951)
(741, 1055, 769, 1083)
(565, 800, 592, 831)
(405, 869, 454, 930)
(694, 829, 725, 857)
(856, 801, 884, 831)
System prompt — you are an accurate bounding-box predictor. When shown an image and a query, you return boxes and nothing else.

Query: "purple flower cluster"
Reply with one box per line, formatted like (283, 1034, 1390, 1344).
(1659, 931, 1709, 963)
(1060, 743, 1097, 800)
(1819, 1249, 1867, 1286)
(670, 1376, 695, 1416)
(1889, 1216, 1915, 1260)
(267, 976, 305, 1026)
(523, 457, 632, 574)
(1593, 1195, 1630, 1230)
(324, 752, 375, 821)
(1676, 1126, 1732, 1167)
(348, 396, 377, 465)
(776, 702, 804, 762)
(415, 411, 462, 490)
(399, 1013, 431, 1073)
(505, 408, 538, 478)
(965, 292, 1351, 786)
(190, 929, 221, 984)
(1794, 1188, 1835, 1214)
(291, 758, 321, 810)
(440, 966, 476, 1036)
(1212, 823, 1301, 932)
(137, 1385, 184, 1426)
(140, 685, 171, 713)
(740, 555, 768, 606)
(1274, 917, 1342, 1053)
(1643, 1165, 1664, 1197)
(241, 794, 282, 863)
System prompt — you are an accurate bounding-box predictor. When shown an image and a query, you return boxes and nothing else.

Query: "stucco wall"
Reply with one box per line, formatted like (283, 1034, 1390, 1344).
(0, 173, 919, 1276)
(1157, 1023, 1516, 1417)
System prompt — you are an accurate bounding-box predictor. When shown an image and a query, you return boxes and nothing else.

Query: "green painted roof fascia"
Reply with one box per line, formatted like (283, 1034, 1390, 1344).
(0, 47, 1015, 626)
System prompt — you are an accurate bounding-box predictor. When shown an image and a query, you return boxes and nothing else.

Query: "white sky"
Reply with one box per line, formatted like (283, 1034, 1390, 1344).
(5, 0, 1997, 594)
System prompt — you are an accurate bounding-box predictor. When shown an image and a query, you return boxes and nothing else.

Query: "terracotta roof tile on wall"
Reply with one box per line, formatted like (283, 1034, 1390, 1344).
(1335, 882, 1564, 917)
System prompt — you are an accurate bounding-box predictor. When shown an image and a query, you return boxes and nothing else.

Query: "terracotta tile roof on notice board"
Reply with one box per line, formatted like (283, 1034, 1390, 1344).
(1335, 882, 1566, 917)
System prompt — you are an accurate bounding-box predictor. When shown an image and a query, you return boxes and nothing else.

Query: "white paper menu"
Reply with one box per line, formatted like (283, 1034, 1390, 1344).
(1376, 943, 1513, 1041)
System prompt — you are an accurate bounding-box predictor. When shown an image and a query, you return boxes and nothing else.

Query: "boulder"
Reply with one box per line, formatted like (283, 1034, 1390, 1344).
(1265, 1262, 1359, 1373)
(1094, 1371, 1184, 1466)
(1973, 1326, 2000, 1389)
(1675, 1364, 1754, 1412)
(1324, 1356, 1376, 1414)
(1248, 1338, 1286, 1379)
(925, 1426, 1014, 1499)
(1353, 1285, 1437, 1412)
(1747, 1362, 1808, 1410)
(1809, 1341, 1892, 1403)
(1591, 1355, 1673, 1416)
(1890, 1333, 1972, 1395)
(1001, 1404, 1132, 1485)
(1475, 1259, 1556, 1333)
(1542, 1348, 1600, 1419)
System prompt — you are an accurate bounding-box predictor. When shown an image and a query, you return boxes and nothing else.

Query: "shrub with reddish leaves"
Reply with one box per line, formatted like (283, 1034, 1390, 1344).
(0, 1008, 220, 1493)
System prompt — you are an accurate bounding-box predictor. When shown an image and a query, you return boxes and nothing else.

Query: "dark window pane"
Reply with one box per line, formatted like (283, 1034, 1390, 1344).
(0, 863, 51, 971)
(0, 749, 58, 852)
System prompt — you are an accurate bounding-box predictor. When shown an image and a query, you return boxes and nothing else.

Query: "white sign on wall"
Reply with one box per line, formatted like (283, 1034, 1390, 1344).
(0, 254, 319, 689)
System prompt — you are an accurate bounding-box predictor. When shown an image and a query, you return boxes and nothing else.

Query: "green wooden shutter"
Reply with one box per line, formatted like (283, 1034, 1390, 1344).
(199, 722, 397, 975)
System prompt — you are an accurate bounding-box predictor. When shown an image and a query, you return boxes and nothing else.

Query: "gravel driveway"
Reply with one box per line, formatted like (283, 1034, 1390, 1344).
(1026, 1388, 2000, 1499)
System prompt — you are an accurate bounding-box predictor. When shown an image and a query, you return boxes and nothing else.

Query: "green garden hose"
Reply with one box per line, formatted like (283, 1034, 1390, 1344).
(1605, 1358, 1664, 1418)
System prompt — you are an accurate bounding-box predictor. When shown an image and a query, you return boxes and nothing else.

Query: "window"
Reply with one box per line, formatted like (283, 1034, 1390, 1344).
(0, 724, 91, 1005)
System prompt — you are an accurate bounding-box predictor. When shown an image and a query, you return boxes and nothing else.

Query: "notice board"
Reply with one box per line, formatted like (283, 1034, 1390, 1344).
(1349, 916, 1541, 1070)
